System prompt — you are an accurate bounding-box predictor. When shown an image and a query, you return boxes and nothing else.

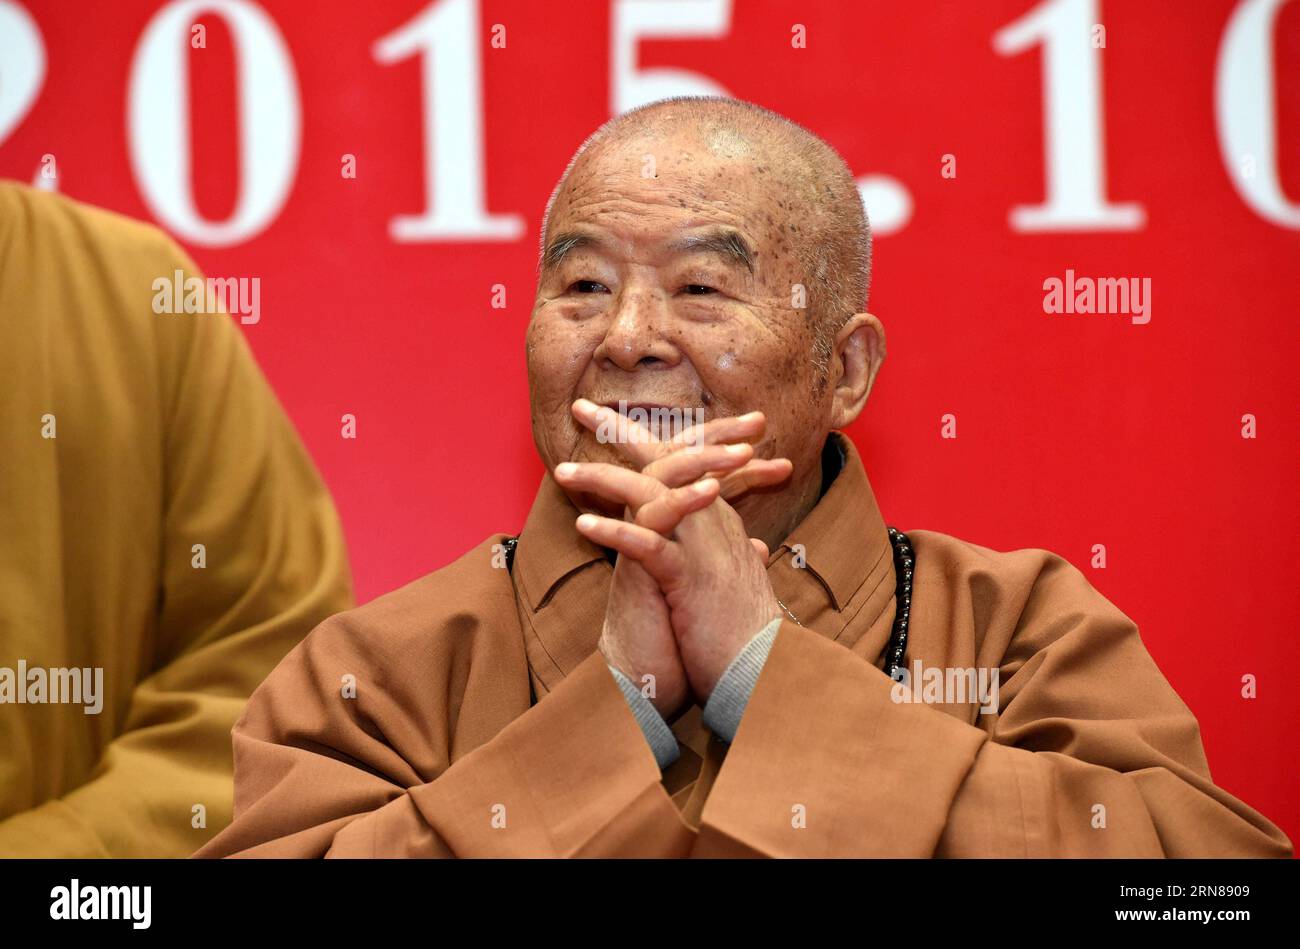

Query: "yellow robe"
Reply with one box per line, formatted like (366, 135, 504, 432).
(0, 181, 353, 856)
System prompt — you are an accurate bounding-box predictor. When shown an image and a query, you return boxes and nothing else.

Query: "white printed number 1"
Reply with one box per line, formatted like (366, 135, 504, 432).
(993, 0, 1145, 231)
(373, 0, 525, 242)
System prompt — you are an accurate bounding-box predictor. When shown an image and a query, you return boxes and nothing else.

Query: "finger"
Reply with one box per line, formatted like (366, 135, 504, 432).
(750, 538, 770, 563)
(671, 457, 789, 492)
(719, 457, 793, 499)
(570, 400, 664, 469)
(665, 410, 767, 452)
(575, 512, 686, 586)
(570, 399, 770, 468)
(642, 442, 753, 487)
(635, 478, 719, 535)
(553, 461, 665, 511)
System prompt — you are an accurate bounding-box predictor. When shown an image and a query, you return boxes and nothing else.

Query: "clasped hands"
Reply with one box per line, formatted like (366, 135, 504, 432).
(553, 398, 793, 721)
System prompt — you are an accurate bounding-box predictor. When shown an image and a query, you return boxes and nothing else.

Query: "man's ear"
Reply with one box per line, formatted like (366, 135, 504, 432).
(829, 312, 886, 430)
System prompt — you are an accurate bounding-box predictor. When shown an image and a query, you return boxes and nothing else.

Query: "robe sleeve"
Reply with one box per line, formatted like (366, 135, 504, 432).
(193, 595, 696, 858)
(693, 552, 1293, 858)
(0, 230, 353, 857)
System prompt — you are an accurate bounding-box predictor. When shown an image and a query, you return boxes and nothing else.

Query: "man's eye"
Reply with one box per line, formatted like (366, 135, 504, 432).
(682, 284, 716, 295)
(570, 280, 609, 293)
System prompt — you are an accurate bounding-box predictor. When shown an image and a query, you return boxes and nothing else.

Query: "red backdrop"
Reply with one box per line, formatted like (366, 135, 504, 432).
(3, 0, 1297, 845)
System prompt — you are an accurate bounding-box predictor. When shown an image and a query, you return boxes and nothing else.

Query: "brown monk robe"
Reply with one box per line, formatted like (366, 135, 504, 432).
(194, 430, 1289, 858)
(198, 95, 1290, 858)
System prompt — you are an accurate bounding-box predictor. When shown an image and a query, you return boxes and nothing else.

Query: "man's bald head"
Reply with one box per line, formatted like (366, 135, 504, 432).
(539, 96, 872, 379)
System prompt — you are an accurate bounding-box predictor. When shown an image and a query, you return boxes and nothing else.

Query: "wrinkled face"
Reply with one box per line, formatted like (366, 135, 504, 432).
(527, 127, 831, 514)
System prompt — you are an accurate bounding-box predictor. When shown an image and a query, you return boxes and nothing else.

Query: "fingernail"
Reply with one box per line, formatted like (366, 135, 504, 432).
(725, 443, 749, 455)
(555, 462, 577, 478)
(576, 514, 598, 530)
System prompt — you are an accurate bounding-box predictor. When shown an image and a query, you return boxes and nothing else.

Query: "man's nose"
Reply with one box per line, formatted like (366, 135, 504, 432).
(593, 288, 679, 372)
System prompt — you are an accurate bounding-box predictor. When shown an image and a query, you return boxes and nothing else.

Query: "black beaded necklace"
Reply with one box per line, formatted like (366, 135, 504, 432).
(883, 527, 914, 682)
(773, 527, 913, 681)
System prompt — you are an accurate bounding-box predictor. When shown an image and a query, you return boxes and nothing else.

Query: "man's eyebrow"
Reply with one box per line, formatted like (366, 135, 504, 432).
(666, 228, 756, 273)
(540, 227, 757, 274)
(541, 232, 603, 272)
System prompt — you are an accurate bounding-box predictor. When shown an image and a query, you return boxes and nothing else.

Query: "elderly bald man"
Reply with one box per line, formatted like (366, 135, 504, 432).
(196, 96, 1290, 858)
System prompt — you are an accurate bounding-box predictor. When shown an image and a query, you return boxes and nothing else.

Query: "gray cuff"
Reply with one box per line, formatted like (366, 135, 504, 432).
(608, 664, 680, 769)
(702, 616, 781, 743)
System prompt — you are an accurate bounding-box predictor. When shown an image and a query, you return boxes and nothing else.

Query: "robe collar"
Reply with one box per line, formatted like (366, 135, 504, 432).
(511, 431, 897, 695)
